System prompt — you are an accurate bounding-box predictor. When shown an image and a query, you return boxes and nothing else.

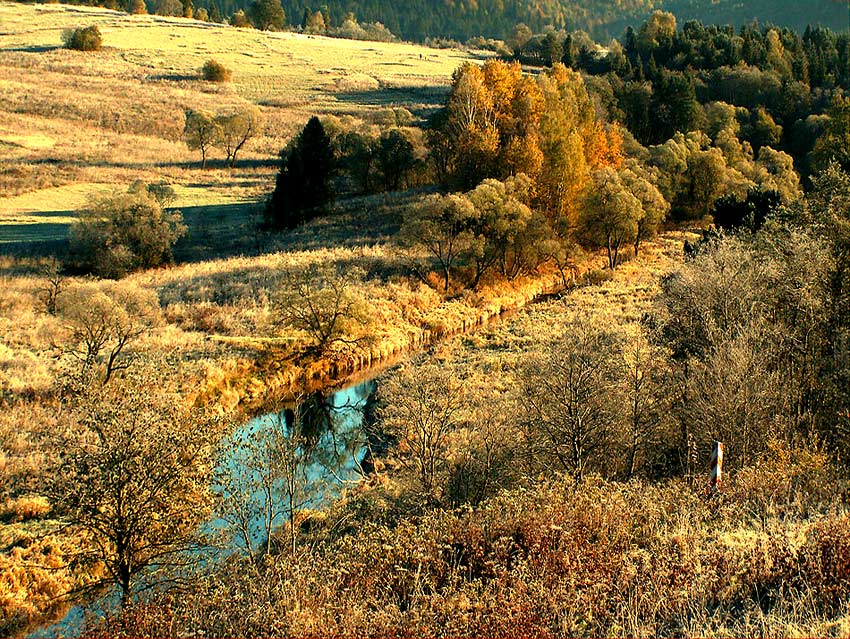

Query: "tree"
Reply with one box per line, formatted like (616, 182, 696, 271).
(230, 9, 252, 27)
(379, 362, 465, 503)
(215, 400, 324, 560)
(216, 106, 263, 167)
(508, 23, 532, 56)
(304, 9, 326, 34)
(184, 109, 222, 169)
(69, 187, 187, 278)
(620, 337, 666, 479)
(579, 167, 642, 269)
(47, 374, 216, 604)
(337, 130, 377, 194)
(153, 0, 182, 15)
(267, 116, 335, 229)
(621, 161, 669, 255)
(465, 176, 536, 287)
(375, 128, 417, 191)
(400, 192, 476, 292)
(519, 320, 622, 481)
(272, 265, 370, 354)
(711, 187, 781, 232)
(37, 257, 65, 316)
(57, 281, 162, 383)
(249, 0, 285, 30)
(811, 95, 850, 174)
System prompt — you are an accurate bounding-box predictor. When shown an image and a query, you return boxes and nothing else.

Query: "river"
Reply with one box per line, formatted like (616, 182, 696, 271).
(29, 378, 380, 638)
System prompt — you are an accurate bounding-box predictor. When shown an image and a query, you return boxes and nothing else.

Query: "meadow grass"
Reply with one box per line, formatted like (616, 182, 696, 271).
(0, 2, 478, 246)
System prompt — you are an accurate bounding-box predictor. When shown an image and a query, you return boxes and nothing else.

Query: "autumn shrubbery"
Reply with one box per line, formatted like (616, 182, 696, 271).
(90, 464, 850, 638)
(62, 25, 102, 51)
(201, 59, 231, 82)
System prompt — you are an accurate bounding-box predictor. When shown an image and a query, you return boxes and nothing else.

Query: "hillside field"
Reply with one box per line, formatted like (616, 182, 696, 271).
(0, 2, 479, 252)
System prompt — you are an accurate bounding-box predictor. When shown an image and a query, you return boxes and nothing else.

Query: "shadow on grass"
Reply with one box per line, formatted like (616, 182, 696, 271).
(334, 85, 449, 109)
(146, 73, 201, 82)
(3, 45, 62, 53)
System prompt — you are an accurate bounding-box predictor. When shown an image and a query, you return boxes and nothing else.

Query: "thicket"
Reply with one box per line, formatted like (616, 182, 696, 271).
(89, 468, 850, 637)
(62, 25, 102, 51)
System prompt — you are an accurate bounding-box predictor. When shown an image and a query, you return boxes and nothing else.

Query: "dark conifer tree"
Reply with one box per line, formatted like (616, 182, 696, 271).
(267, 116, 335, 230)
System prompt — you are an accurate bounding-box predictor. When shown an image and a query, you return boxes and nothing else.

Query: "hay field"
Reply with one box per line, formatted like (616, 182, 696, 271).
(0, 2, 477, 246)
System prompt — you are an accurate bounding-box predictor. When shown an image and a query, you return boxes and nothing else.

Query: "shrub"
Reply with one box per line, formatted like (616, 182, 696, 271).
(230, 9, 253, 28)
(202, 59, 231, 82)
(62, 25, 102, 51)
(1, 495, 50, 522)
(69, 186, 186, 279)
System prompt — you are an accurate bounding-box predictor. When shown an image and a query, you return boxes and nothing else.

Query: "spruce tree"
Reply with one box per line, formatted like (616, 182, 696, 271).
(267, 116, 335, 230)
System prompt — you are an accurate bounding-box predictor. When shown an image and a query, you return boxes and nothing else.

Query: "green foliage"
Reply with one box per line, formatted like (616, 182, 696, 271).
(62, 25, 102, 51)
(401, 175, 546, 291)
(69, 186, 187, 278)
(811, 95, 850, 175)
(579, 167, 642, 269)
(249, 0, 285, 30)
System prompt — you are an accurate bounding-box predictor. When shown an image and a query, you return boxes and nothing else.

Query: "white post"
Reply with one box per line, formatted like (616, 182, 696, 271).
(708, 441, 723, 495)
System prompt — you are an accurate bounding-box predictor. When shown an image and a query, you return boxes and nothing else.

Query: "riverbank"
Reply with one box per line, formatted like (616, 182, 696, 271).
(0, 223, 688, 634)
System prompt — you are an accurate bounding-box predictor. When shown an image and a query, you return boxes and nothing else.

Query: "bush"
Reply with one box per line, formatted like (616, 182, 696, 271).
(202, 59, 231, 82)
(62, 25, 102, 51)
(69, 186, 186, 279)
(230, 9, 252, 28)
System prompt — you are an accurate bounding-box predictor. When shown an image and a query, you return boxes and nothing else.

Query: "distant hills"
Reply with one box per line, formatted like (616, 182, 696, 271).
(208, 0, 848, 41)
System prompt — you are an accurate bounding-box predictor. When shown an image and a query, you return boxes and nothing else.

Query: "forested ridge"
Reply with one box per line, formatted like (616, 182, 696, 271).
(206, 0, 847, 41)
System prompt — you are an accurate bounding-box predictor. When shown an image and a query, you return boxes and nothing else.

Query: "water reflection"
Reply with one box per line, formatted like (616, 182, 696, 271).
(29, 379, 378, 638)
(210, 380, 377, 555)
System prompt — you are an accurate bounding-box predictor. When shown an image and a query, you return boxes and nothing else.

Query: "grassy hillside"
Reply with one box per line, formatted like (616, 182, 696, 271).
(0, 3, 476, 252)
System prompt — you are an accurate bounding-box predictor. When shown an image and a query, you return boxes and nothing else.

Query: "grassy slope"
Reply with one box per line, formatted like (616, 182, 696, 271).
(0, 3, 475, 248)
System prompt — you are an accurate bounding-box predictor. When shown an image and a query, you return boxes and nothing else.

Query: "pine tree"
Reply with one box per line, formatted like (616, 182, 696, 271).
(267, 117, 335, 229)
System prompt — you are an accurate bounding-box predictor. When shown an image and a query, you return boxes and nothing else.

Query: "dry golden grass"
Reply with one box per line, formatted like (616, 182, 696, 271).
(0, 2, 478, 244)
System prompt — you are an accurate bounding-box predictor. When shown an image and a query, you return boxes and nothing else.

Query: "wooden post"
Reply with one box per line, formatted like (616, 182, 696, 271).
(708, 441, 723, 495)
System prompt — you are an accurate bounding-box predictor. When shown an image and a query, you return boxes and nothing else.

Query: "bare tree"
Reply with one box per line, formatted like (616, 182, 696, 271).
(379, 362, 465, 503)
(519, 319, 622, 481)
(214, 400, 321, 561)
(57, 281, 162, 383)
(47, 373, 217, 605)
(36, 257, 65, 315)
(621, 336, 667, 479)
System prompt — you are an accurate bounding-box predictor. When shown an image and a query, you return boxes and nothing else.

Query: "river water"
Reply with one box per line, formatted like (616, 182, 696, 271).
(29, 378, 379, 638)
